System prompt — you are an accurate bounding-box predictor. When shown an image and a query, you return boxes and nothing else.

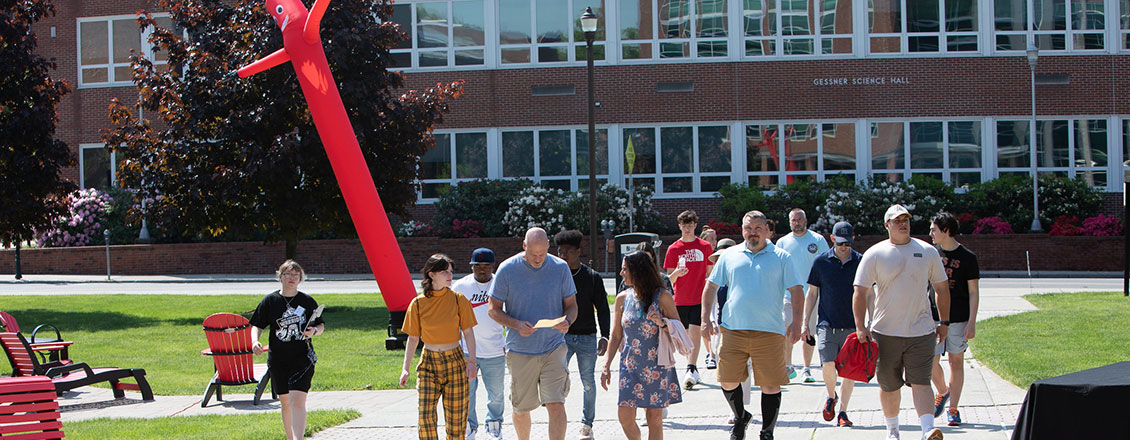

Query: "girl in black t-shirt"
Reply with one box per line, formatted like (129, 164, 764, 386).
(250, 260, 325, 440)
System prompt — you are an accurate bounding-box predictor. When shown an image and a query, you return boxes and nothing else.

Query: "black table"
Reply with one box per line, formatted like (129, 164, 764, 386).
(1012, 361, 1130, 439)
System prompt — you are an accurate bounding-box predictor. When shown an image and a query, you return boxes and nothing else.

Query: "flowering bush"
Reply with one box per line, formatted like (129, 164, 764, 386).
(433, 179, 534, 237)
(449, 219, 483, 238)
(706, 219, 741, 235)
(35, 188, 113, 247)
(503, 186, 569, 236)
(972, 216, 1014, 235)
(814, 177, 953, 235)
(1081, 214, 1122, 236)
(956, 212, 977, 235)
(1049, 216, 1083, 236)
(560, 183, 662, 235)
(396, 220, 436, 237)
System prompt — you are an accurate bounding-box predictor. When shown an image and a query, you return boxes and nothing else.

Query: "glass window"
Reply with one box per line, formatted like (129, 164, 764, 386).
(390, 0, 487, 68)
(79, 16, 174, 85)
(420, 133, 453, 198)
(1074, 119, 1107, 187)
(785, 124, 818, 171)
(747, 0, 853, 56)
(948, 121, 982, 169)
(539, 130, 572, 176)
(499, 0, 607, 64)
(994, 0, 1104, 51)
(661, 127, 693, 174)
(871, 122, 904, 182)
(870, 0, 977, 53)
(823, 123, 856, 171)
(746, 124, 780, 189)
(502, 131, 535, 177)
(455, 133, 488, 178)
(699, 125, 732, 192)
(997, 120, 1031, 168)
(910, 122, 944, 169)
(624, 0, 727, 59)
(624, 127, 657, 190)
(1122, 0, 1130, 49)
(576, 128, 610, 191)
(1035, 120, 1070, 168)
(81, 145, 113, 189)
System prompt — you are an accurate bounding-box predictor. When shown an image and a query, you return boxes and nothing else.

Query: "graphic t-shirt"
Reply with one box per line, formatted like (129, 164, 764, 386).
(775, 230, 830, 281)
(453, 274, 505, 358)
(249, 290, 325, 362)
(930, 244, 980, 323)
(663, 238, 714, 306)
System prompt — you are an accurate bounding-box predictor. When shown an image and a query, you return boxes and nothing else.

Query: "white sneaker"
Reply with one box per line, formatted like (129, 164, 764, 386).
(802, 368, 815, 383)
(684, 368, 700, 389)
(578, 424, 594, 439)
(923, 428, 943, 440)
(486, 420, 502, 439)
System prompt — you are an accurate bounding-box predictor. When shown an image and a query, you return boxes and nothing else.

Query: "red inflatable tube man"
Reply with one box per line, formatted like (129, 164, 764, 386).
(238, 0, 415, 312)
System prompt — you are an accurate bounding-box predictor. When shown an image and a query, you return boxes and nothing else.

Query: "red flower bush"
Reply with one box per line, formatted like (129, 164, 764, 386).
(450, 219, 483, 238)
(1049, 216, 1083, 236)
(706, 219, 741, 235)
(1081, 215, 1123, 236)
(972, 216, 1013, 235)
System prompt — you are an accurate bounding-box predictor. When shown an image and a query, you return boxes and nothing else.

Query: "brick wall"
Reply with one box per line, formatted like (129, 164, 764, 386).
(2, 234, 1122, 276)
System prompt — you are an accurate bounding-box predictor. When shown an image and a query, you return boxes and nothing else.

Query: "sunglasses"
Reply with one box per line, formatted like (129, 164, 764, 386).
(835, 242, 852, 247)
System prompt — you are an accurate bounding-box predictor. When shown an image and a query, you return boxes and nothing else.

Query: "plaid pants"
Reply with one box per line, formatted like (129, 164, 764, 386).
(417, 347, 469, 440)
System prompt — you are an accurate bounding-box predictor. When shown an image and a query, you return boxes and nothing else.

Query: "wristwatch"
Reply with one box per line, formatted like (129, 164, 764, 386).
(939, 321, 950, 326)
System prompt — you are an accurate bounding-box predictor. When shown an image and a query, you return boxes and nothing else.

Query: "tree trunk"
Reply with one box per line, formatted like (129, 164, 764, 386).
(285, 235, 298, 261)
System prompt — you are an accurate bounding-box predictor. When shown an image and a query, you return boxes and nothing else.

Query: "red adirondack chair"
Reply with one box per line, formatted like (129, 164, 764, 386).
(200, 313, 273, 407)
(0, 332, 153, 401)
(0, 376, 65, 440)
(0, 311, 73, 364)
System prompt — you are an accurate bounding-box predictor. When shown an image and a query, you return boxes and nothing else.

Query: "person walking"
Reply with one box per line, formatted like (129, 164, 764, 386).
(800, 221, 864, 428)
(454, 248, 506, 439)
(250, 260, 326, 440)
(601, 251, 682, 440)
(853, 204, 950, 440)
(554, 230, 611, 439)
(663, 210, 714, 389)
(399, 254, 479, 440)
(775, 208, 829, 383)
(489, 227, 579, 440)
(701, 210, 805, 440)
(927, 212, 980, 427)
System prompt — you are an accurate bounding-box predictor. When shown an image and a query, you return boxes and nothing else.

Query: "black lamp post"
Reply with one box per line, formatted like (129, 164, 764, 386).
(1027, 43, 1042, 232)
(581, 7, 599, 266)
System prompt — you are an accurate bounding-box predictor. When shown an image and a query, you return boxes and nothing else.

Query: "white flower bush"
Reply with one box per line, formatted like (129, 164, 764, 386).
(814, 179, 950, 235)
(504, 184, 662, 236)
(504, 186, 569, 236)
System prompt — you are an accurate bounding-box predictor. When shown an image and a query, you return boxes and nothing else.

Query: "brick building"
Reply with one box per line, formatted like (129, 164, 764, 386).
(33, 0, 1130, 226)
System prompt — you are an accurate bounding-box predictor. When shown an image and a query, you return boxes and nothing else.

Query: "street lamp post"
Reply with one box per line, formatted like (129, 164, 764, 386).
(1027, 44, 1042, 232)
(581, 7, 599, 266)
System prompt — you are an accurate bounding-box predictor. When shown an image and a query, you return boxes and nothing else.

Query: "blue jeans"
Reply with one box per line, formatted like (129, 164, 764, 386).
(467, 355, 505, 432)
(565, 333, 598, 427)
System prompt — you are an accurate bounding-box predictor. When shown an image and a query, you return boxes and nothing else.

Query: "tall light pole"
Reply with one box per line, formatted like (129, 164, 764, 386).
(581, 7, 599, 265)
(1027, 44, 1042, 232)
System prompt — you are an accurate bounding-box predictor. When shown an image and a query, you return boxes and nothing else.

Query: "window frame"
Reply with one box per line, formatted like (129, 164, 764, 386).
(417, 130, 492, 201)
(79, 143, 116, 189)
(76, 13, 176, 88)
(389, 0, 491, 70)
(992, 0, 1109, 54)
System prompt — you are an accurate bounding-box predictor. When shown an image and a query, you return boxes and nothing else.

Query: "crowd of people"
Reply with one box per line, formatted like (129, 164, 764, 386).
(249, 203, 981, 440)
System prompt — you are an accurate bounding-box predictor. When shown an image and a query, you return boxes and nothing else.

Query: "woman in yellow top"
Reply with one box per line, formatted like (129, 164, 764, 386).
(400, 254, 478, 440)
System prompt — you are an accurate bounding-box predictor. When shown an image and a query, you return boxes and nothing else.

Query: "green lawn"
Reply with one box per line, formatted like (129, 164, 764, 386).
(0, 294, 414, 395)
(970, 291, 1130, 388)
(64, 409, 360, 440)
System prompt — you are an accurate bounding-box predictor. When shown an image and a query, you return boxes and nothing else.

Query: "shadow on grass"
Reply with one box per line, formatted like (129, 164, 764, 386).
(5, 309, 158, 332)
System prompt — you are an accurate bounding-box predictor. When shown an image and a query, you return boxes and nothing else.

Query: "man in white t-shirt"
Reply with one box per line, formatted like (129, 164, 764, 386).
(853, 205, 950, 440)
(774, 208, 829, 383)
(456, 248, 506, 440)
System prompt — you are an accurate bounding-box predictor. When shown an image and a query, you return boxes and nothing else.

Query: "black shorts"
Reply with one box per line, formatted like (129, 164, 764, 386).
(676, 304, 702, 327)
(269, 354, 315, 395)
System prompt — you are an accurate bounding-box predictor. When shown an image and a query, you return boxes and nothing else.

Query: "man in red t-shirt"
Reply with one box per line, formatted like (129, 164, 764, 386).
(663, 210, 715, 389)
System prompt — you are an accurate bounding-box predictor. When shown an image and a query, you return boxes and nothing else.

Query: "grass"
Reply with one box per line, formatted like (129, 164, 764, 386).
(970, 291, 1130, 388)
(0, 294, 415, 395)
(64, 409, 360, 440)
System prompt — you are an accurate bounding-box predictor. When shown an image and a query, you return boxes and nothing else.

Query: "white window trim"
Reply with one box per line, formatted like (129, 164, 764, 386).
(78, 143, 116, 189)
(76, 13, 174, 89)
(991, 0, 1111, 55)
(865, 0, 982, 56)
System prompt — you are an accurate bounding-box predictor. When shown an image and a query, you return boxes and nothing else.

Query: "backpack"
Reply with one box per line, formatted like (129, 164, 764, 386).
(835, 332, 879, 383)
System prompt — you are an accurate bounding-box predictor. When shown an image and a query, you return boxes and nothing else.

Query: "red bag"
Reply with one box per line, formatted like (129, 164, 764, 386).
(835, 332, 879, 383)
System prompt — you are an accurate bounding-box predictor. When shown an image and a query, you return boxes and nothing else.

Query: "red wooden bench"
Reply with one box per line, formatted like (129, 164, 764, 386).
(200, 313, 274, 407)
(0, 333, 153, 402)
(0, 311, 73, 364)
(0, 376, 65, 439)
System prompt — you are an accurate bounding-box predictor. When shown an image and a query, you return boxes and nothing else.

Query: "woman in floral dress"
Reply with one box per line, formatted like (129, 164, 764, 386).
(601, 251, 682, 439)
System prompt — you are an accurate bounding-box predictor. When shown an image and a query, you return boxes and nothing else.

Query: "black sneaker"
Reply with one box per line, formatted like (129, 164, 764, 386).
(759, 430, 774, 440)
(730, 410, 752, 440)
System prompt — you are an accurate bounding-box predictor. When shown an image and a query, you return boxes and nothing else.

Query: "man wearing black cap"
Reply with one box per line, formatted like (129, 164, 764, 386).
(801, 221, 866, 428)
(454, 248, 506, 439)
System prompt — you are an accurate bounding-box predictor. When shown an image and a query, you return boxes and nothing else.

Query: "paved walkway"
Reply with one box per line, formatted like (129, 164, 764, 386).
(21, 277, 1122, 439)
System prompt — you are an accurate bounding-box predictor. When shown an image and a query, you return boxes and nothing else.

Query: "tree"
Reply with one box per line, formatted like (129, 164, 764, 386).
(103, 0, 461, 258)
(0, 0, 75, 250)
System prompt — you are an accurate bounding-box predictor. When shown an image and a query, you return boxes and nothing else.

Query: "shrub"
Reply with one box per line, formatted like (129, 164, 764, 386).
(432, 179, 533, 237)
(955, 212, 977, 235)
(717, 176, 856, 230)
(1082, 214, 1122, 236)
(973, 216, 1014, 235)
(706, 219, 741, 235)
(561, 183, 662, 235)
(396, 220, 436, 237)
(449, 219, 484, 238)
(35, 188, 113, 247)
(503, 186, 569, 236)
(1038, 175, 1103, 224)
(814, 177, 956, 235)
(1049, 216, 1083, 236)
(965, 175, 1034, 231)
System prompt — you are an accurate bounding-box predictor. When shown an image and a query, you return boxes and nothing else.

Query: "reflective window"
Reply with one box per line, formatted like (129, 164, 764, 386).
(871, 122, 905, 182)
(823, 123, 857, 172)
(81, 144, 114, 189)
(501, 0, 607, 64)
(420, 132, 490, 199)
(1036, 120, 1070, 168)
(1122, 0, 1130, 49)
(994, 0, 1104, 51)
(869, 0, 977, 53)
(746, 0, 854, 56)
(1074, 119, 1107, 187)
(747, 122, 854, 187)
(499, 128, 609, 191)
(624, 127, 657, 190)
(997, 120, 1031, 168)
(390, 0, 487, 68)
(624, 0, 728, 60)
(626, 125, 732, 194)
(746, 124, 781, 191)
(78, 15, 179, 85)
(996, 119, 1107, 188)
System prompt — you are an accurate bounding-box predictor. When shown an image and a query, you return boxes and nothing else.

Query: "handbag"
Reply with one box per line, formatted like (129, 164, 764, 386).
(835, 332, 879, 383)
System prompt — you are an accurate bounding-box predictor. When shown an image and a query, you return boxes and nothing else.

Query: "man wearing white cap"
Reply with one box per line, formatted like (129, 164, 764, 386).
(853, 205, 950, 440)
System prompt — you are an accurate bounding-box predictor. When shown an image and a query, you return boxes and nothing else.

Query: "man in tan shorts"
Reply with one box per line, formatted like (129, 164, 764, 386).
(853, 204, 950, 440)
(701, 211, 804, 440)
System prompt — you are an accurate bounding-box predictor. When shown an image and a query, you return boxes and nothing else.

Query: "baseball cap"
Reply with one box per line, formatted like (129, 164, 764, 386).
(469, 248, 495, 265)
(708, 238, 737, 263)
(883, 204, 911, 223)
(832, 221, 855, 244)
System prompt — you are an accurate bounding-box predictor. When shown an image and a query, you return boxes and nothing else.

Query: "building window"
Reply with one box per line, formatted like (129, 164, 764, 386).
(501, 128, 609, 190)
(419, 131, 489, 199)
(621, 0, 728, 60)
(1122, 0, 1130, 49)
(746, 0, 855, 56)
(868, 0, 978, 54)
(997, 119, 1108, 187)
(625, 125, 731, 195)
(390, 0, 487, 68)
(746, 122, 854, 188)
(1123, 119, 1130, 182)
(77, 15, 177, 86)
(871, 121, 905, 182)
(80, 144, 115, 189)
(498, 0, 606, 64)
(994, 0, 1105, 51)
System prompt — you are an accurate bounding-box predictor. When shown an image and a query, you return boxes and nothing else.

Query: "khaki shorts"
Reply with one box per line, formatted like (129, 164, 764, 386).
(873, 332, 936, 392)
(506, 344, 570, 413)
(717, 328, 788, 387)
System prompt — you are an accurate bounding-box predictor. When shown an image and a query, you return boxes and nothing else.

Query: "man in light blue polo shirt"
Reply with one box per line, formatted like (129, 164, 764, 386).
(701, 210, 805, 440)
(489, 227, 578, 440)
